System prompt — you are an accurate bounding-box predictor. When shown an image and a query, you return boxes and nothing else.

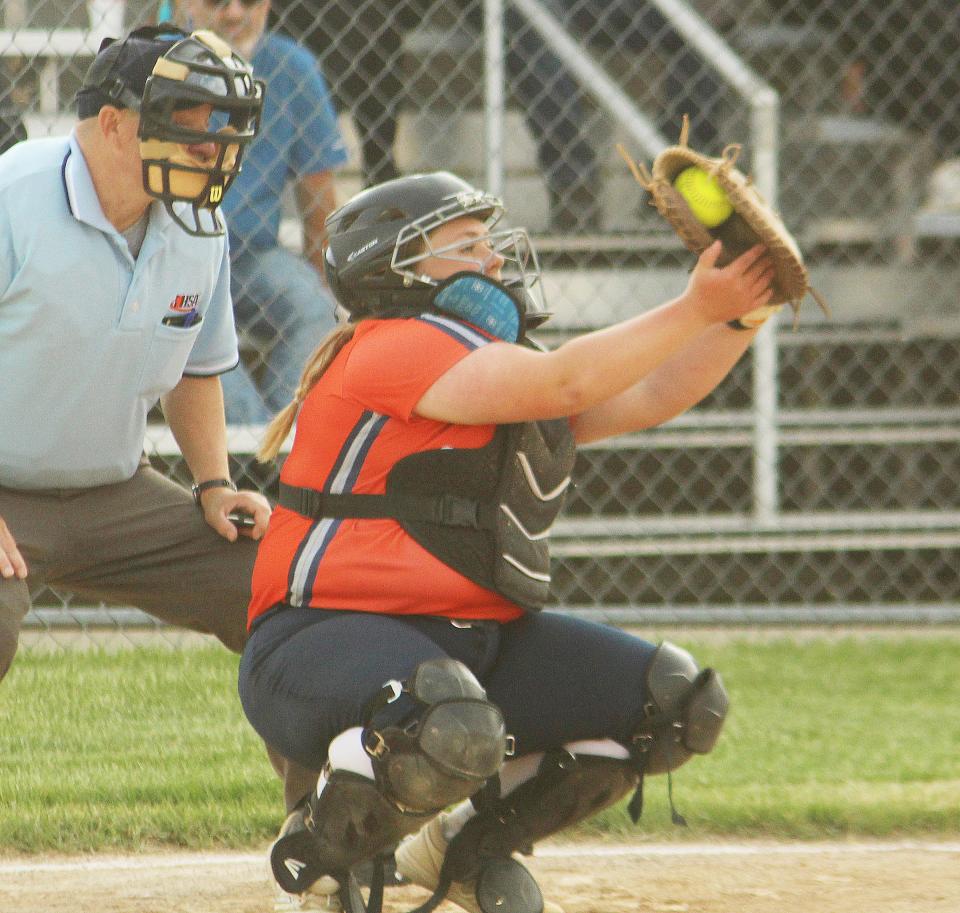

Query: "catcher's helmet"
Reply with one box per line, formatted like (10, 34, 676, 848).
(77, 24, 263, 236)
(324, 171, 548, 328)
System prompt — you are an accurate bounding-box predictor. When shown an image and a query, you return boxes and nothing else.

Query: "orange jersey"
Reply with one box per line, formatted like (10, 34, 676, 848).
(248, 316, 524, 628)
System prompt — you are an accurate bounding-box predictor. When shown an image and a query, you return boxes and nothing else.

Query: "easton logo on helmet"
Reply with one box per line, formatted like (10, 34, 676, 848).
(347, 238, 378, 263)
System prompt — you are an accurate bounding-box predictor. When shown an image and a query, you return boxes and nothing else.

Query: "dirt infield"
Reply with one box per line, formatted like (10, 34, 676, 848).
(2, 840, 958, 913)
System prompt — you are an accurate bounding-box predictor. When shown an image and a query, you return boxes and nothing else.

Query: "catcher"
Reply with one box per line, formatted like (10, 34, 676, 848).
(240, 171, 766, 913)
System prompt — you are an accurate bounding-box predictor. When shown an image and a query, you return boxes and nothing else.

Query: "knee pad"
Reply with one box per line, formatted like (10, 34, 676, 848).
(364, 657, 509, 814)
(633, 641, 730, 775)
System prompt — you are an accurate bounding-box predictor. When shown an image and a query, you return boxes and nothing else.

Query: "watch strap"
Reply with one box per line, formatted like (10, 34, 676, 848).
(191, 478, 237, 506)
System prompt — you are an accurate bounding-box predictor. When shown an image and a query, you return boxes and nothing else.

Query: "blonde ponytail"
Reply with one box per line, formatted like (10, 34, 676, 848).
(257, 322, 358, 463)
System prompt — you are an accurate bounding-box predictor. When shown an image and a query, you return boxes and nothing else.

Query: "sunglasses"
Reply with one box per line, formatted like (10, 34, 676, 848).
(202, 0, 266, 8)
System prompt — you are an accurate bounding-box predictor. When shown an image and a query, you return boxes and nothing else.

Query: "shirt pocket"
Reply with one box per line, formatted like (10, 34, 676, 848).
(138, 319, 204, 401)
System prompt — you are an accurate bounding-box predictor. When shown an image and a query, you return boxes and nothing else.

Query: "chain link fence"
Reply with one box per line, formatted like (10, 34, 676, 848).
(4, 0, 960, 642)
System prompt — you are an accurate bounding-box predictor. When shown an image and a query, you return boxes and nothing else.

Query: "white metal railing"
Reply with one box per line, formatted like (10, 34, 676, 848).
(483, 0, 506, 197)
(553, 511, 960, 554)
(506, 0, 670, 159)
(0, 29, 99, 114)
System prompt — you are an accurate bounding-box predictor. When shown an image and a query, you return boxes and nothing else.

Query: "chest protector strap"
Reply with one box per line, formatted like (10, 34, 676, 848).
(278, 419, 575, 610)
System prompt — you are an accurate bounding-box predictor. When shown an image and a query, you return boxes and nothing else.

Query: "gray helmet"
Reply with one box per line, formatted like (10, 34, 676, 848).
(324, 171, 547, 326)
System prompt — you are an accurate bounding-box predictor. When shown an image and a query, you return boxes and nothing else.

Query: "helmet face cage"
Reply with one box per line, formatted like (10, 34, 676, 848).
(391, 195, 548, 324)
(137, 30, 263, 236)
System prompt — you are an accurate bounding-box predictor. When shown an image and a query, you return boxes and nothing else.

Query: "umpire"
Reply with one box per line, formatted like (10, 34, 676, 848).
(0, 25, 316, 810)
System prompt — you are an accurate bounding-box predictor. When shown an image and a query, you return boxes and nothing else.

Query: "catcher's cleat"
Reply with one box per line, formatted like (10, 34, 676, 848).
(273, 879, 343, 913)
(395, 813, 564, 913)
(299, 878, 344, 913)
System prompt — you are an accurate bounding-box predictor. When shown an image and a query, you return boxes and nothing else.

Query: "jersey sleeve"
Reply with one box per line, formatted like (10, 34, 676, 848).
(342, 317, 490, 420)
(183, 236, 240, 376)
(0, 202, 14, 299)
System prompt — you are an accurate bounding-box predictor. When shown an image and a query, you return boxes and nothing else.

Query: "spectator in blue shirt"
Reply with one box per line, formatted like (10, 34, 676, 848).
(181, 0, 349, 424)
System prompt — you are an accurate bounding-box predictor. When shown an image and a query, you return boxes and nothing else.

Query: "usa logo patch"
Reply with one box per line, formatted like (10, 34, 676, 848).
(169, 293, 200, 313)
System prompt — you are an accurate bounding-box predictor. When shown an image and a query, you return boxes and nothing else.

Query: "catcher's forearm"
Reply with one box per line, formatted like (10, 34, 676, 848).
(571, 322, 757, 443)
(652, 321, 760, 409)
(555, 293, 712, 383)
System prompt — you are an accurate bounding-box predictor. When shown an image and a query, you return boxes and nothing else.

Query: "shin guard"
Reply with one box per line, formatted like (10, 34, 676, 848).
(271, 770, 431, 895)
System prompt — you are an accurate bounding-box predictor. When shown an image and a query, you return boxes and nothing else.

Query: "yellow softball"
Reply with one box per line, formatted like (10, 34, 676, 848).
(673, 166, 734, 228)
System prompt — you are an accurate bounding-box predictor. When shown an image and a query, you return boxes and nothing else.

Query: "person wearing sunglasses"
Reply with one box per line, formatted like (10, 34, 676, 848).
(175, 0, 349, 425)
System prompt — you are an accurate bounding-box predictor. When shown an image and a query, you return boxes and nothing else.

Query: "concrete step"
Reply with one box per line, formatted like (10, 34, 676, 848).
(780, 115, 936, 241)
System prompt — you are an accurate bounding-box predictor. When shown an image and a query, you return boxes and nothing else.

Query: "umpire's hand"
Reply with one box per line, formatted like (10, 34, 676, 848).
(197, 488, 272, 542)
(0, 516, 28, 579)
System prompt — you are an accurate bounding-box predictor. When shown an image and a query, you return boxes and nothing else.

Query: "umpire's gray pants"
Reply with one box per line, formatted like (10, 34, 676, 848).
(0, 460, 256, 680)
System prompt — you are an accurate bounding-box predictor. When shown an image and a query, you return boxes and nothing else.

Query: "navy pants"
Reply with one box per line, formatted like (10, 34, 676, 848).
(239, 608, 659, 771)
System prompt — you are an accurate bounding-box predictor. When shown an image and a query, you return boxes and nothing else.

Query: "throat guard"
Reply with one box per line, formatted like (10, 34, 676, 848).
(430, 273, 526, 343)
(279, 418, 575, 610)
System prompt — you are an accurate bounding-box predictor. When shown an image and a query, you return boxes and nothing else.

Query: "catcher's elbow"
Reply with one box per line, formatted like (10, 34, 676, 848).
(553, 378, 594, 418)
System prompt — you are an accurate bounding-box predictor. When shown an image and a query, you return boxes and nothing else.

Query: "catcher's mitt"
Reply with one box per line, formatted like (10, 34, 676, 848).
(618, 118, 829, 326)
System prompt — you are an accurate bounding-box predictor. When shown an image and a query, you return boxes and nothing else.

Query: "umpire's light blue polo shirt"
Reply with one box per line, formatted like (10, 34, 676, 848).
(0, 133, 240, 490)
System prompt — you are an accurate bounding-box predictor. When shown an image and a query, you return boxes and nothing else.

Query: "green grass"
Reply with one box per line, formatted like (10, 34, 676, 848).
(587, 635, 960, 839)
(1, 633, 959, 852)
(0, 649, 276, 852)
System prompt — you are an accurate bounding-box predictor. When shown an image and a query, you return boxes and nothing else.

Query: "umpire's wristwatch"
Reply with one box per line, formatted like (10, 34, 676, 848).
(191, 477, 237, 506)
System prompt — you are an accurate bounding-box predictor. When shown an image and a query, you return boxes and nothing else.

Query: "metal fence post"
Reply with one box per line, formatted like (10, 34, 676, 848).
(483, 0, 506, 198)
(647, 0, 782, 521)
(750, 88, 782, 521)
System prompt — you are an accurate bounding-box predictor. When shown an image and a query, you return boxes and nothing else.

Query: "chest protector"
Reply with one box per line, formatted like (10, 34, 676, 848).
(279, 419, 575, 610)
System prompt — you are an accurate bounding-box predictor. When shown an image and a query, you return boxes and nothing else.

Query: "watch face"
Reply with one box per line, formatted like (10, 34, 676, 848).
(193, 479, 236, 504)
